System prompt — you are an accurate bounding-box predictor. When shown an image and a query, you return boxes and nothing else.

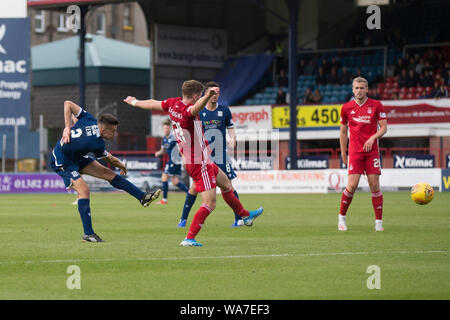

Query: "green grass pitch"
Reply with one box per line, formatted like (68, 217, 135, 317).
(0, 192, 449, 300)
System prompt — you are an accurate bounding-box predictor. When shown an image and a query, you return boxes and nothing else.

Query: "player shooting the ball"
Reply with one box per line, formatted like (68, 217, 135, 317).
(50, 100, 161, 242)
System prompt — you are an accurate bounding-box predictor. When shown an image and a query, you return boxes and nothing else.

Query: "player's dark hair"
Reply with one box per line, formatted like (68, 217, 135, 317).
(98, 114, 119, 126)
(204, 81, 220, 89)
(182, 80, 204, 98)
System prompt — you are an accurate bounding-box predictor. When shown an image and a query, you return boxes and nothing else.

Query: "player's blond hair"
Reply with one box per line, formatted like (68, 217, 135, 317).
(352, 76, 369, 88)
(182, 80, 204, 98)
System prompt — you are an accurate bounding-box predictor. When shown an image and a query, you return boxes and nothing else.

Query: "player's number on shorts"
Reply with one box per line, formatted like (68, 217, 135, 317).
(172, 121, 186, 143)
(226, 164, 231, 173)
(374, 158, 380, 168)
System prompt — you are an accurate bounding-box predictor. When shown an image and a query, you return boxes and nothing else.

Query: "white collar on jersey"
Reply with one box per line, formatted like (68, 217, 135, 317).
(353, 97, 368, 107)
(206, 102, 218, 111)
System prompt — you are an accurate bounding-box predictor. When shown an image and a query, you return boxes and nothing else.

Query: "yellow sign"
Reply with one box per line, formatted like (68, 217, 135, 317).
(272, 104, 343, 129)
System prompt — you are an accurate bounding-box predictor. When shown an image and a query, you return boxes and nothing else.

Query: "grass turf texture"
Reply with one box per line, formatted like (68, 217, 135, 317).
(0, 192, 448, 300)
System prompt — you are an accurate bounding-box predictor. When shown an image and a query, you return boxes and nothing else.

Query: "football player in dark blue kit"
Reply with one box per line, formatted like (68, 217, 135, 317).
(50, 100, 161, 242)
(155, 119, 188, 204)
(177, 81, 243, 227)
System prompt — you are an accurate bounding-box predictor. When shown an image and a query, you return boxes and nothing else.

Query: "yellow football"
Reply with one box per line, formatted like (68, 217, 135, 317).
(410, 182, 434, 205)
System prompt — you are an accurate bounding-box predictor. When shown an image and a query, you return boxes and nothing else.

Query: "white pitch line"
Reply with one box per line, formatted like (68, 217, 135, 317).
(0, 250, 448, 266)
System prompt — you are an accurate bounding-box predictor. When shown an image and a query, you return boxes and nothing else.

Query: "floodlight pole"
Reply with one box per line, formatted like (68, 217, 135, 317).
(79, 5, 88, 108)
(286, 0, 299, 169)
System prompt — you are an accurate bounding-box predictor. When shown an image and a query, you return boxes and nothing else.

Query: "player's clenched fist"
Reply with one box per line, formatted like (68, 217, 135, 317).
(123, 96, 137, 106)
(206, 87, 219, 96)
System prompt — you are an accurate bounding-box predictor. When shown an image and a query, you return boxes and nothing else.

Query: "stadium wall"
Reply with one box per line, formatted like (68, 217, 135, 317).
(1, 169, 448, 194)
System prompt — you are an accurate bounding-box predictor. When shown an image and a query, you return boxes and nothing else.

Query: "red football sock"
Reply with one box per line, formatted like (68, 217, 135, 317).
(371, 190, 383, 220)
(340, 188, 354, 216)
(221, 188, 249, 218)
(186, 204, 212, 240)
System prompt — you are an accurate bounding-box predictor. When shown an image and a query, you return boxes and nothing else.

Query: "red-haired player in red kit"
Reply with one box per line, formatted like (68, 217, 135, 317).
(339, 77, 388, 232)
(123, 80, 263, 246)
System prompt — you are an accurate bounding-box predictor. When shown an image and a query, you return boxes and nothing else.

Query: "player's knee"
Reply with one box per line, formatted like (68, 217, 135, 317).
(77, 186, 90, 198)
(219, 182, 232, 192)
(204, 200, 216, 211)
(369, 183, 380, 193)
(346, 184, 358, 193)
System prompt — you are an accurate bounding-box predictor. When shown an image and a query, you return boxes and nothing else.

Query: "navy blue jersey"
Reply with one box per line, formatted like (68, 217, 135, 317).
(162, 134, 181, 165)
(52, 109, 107, 167)
(199, 104, 234, 165)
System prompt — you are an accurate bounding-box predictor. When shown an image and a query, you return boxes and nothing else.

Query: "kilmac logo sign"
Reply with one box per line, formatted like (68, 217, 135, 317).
(0, 24, 6, 54)
(0, 24, 27, 73)
(393, 154, 435, 169)
(0, 18, 31, 130)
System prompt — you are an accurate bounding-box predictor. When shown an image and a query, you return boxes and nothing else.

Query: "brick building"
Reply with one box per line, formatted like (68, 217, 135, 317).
(31, 34, 151, 153)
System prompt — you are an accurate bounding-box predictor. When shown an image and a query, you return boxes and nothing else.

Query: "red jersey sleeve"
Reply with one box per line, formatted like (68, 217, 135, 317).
(376, 101, 387, 121)
(161, 97, 178, 112)
(340, 104, 348, 125)
(183, 105, 196, 119)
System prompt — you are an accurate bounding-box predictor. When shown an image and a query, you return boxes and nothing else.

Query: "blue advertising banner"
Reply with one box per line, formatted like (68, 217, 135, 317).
(0, 18, 30, 125)
(286, 155, 329, 170)
(393, 154, 435, 168)
(115, 157, 161, 171)
(0, 18, 38, 159)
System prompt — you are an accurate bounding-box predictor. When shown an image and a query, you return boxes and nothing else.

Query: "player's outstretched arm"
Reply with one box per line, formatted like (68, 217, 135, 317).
(103, 153, 127, 176)
(62, 100, 82, 144)
(190, 87, 219, 117)
(123, 96, 164, 111)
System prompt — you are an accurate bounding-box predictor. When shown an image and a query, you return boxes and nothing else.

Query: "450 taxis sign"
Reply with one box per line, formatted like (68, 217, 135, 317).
(272, 105, 342, 129)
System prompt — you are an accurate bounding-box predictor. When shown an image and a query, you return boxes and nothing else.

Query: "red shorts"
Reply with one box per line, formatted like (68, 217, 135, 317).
(185, 162, 219, 192)
(348, 152, 381, 175)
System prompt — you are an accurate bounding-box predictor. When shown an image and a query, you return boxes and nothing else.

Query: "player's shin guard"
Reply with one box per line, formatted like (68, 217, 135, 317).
(181, 192, 197, 220)
(221, 188, 249, 218)
(186, 204, 212, 239)
(340, 188, 354, 216)
(77, 198, 94, 235)
(371, 190, 383, 220)
(162, 181, 169, 200)
(110, 175, 145, 201)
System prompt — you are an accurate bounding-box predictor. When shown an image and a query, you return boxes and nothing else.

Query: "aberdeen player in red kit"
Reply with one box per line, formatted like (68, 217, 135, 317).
(339, 77, 388, 232)
(123, 80, 263, 246)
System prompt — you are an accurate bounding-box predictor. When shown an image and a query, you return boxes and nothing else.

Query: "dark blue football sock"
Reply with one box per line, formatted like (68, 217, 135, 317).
(77, 198, 94, 235)
(162, 181, 169, 200)
(233, 190, 242, 220)
(181, 192, 197, 220)
(176, 182, 189, 193)
(110, 175, 145, 201)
